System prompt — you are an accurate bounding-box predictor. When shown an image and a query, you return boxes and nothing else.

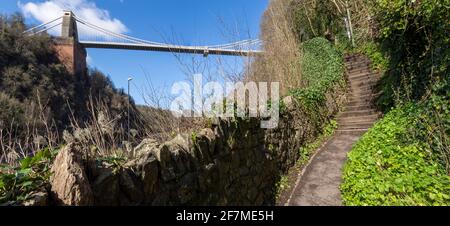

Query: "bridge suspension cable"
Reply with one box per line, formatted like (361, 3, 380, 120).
(74, 15, 261, 51)
(23, 16, 63, 35)
(25, 13, 263, 56)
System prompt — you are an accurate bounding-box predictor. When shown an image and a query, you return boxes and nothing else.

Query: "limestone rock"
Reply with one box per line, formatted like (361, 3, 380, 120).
(128, 154, 159, 204)
(119, 169, 144, 205)
(197, 128, 216, 158)
(126, 139, 161, 204)
(50, 144, 94, 206)
(133, 138, 159, 158)
(282, 96, 295, 110)
(23, 189, 48, 206)
(92, 167, 120, 206)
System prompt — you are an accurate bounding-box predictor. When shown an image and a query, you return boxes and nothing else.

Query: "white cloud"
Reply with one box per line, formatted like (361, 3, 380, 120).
(19, 0, 128, 37)
(86, 53, 93, 64)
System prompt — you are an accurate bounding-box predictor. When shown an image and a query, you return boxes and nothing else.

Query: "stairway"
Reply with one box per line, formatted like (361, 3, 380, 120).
(286, 54, 382, 206)
(336, 54, 382, 136)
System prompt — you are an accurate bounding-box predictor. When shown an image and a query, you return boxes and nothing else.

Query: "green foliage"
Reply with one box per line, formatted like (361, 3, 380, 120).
(339, 41, 389, 72)
(371, 0, 450, 111)
(97, 151, 128, 174)
(0, 14, 137, 154)
(291, 0, 345, 42)
(0, 14, 81, 128)
(413, 84, 450, 172)
(0, 148, 58, 205)
(341, 0, 450, 206)
(0, 14, 132, 125)
(289, 37, 345, 129)
(268, 144, 275, 152)
(0, 92, 25, 129)
(342, 105, 450, 206)
(357, 42, 388, 72)
(191, 132, 198, 144)
(275, 175, 290, 199)
(324, 120, 338, 136)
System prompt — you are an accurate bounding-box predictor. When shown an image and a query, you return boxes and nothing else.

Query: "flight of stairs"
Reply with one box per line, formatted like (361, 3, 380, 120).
(336, 54, 382, 136)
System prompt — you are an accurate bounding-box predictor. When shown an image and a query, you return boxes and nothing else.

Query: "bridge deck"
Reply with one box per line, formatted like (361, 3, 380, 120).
(79, 41, 262, 57)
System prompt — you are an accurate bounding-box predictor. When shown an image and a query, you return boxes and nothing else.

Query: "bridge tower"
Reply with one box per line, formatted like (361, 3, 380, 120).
(54, 11, 87, 75)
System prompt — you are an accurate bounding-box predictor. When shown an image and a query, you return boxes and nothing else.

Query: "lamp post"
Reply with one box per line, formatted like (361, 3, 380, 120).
(127, 76, 133, 140)
(345, 0, 355, 48)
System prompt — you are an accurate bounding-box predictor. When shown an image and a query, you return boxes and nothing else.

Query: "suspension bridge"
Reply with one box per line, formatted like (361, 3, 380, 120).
(24, 11, 262, 57)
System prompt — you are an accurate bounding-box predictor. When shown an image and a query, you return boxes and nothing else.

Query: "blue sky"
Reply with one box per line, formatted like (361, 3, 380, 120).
(1, 0, 268, 106)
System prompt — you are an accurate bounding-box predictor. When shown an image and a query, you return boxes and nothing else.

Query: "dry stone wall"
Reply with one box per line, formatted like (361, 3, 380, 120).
(46, 83, 346, 206)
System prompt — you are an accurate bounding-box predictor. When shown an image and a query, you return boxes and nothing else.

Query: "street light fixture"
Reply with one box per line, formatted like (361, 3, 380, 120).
(127, 76, 133, 140)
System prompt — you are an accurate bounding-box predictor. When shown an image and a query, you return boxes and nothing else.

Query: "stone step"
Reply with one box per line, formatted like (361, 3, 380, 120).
(337, 54, 381, 137)
(345, 104, 374, 111)
(349, 87, 375, 94)
(346, 68, 375, 75)
(345, 60, 370, 66)
(347, 64, 371, 70)
(339, 109, 378, 118)
(346, 65, 371, 71)
(337, 114, 380, 124)
(347, 73, 381, 82)
(345, 58, 371, 64)
(349, 98, 375, 105)
(339, 120, 375, 127)
(349, 80, 378, 89)
(346, 61, 371, 69)
(346, 66, 371, 73)
(349, 93, 375, 99)
(339, 123, 374, 130)
(344, 55, 369, 62)
(347, 99, 375, 107)
(349, 90, 375, 97)
(347, 68, 372, 75)
(350, 85, 376, 92)
(347, 99, 375, 106)
(336, 129, 369, 136)
(348, 93, 381, 102)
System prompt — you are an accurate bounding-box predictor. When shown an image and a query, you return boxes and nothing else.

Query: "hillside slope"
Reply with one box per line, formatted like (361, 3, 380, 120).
(0, 15, 134, 159)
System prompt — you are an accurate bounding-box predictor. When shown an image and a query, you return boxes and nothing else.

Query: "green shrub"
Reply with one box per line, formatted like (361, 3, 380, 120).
(0, 14, 140, 156)
(335, 39, 388, 73)
(355, 42, 389, 72)
(342, 105, 450, 206)
(372, 0, 450, 111)
(0, 92, 25, 130)
(0, 147, 58, 205)
(413, 83, 450, 172)
(289, 37, 345, 129)
(291, 0, 345, 42)
(341, 0, 450, 206)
